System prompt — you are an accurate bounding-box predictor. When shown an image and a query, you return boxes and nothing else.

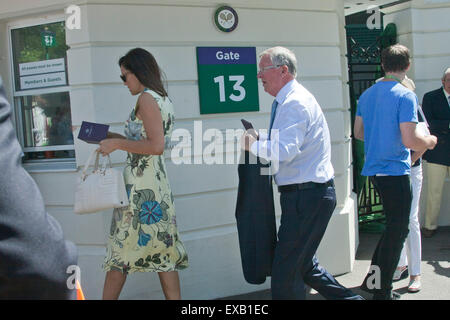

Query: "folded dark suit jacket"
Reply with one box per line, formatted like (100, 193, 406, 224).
(0, 80, 78, 299)
(235, 151, 276, 285)
(422, 87, 450, 166)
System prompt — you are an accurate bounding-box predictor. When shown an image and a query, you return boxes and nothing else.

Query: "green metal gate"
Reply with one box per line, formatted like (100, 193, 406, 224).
(345, 24, 385, 229)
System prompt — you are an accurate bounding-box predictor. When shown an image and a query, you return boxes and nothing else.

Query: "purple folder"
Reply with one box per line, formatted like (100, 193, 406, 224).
(78, 121, 109, 144)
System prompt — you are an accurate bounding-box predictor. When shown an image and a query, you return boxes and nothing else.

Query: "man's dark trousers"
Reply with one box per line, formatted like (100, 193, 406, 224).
(362, 175, 411, 299)
(271, 181, 361, 300)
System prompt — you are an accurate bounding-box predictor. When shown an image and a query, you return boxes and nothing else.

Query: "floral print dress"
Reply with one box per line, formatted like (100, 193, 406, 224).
(103, 89, 188, 274)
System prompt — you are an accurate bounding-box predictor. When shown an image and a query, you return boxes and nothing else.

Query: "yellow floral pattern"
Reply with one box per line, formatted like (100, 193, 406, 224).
(103, 89, 188, 274)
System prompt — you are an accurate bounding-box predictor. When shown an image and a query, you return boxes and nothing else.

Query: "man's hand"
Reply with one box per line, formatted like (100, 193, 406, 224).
(400, 122, 437, 151)
(240, 131, 257, 151)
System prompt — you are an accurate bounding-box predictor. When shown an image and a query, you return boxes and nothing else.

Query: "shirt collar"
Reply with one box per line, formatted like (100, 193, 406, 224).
(275, 79, 297, 105)
(443, 87, 450, 100)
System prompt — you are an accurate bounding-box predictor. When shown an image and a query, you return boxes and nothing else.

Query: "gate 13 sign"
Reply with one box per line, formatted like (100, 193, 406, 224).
(196, 47, 259, 114)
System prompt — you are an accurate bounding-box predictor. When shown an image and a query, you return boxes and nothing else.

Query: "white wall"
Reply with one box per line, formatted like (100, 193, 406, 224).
(0, 0, 358, 299)
(383, 0, 450, 228)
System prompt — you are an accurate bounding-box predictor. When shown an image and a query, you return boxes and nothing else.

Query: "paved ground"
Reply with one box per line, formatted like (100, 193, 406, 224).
(222, 226, 450, 300)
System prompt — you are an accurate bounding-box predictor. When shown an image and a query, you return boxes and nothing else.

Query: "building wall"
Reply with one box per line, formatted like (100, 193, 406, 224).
(0, 0, 358, 299)
(383, 0, 450, 228)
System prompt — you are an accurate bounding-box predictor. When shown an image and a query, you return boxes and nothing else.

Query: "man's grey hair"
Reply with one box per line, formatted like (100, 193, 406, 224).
(442, 67, 450, 80)
(260, 46, 298, 78)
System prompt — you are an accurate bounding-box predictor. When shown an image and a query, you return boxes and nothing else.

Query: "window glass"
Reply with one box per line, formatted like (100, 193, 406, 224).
(19, 91, 75, 161)
(10, 21, 74, 162)
(11, 21, 69, 91)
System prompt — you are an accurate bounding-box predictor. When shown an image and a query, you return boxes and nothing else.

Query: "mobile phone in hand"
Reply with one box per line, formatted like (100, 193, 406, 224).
(241, 119, 254, 131)
(241, 119, 258, 140)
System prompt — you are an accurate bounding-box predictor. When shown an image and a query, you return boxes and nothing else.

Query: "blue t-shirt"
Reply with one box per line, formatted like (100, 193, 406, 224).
(356, 81, 418, 176)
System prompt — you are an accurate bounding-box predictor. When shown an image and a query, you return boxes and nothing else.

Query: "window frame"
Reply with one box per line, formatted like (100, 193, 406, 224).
(7, 14, 76, 172)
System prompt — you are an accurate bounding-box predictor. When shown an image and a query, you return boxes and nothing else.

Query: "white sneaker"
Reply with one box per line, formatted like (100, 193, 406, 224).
(408, 278, 421, 293)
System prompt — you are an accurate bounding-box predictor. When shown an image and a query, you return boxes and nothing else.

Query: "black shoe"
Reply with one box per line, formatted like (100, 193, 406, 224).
(390, 292, 401, 300)
(393, 266, 409, 282)
(422, 228, 436, 238)
(373, 291, 401, 300)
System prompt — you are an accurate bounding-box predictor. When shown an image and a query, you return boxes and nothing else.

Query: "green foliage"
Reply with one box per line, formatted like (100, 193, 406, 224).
(379, 23, 398, 50)
(12, 21, 69, 64)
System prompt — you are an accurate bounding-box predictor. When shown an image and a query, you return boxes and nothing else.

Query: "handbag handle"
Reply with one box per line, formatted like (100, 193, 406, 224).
(94, 151, 113, 173)
(81, 149, 98, 180)
(81, 149, 113, 180)
(417, 104, 429, 128)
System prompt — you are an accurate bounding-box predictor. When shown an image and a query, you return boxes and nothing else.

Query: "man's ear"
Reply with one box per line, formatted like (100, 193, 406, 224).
(281, 65, 295, 82)
(406, 63, 411, 72)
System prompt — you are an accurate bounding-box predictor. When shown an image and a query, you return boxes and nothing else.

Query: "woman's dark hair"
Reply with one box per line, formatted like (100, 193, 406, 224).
(119, 48, 168, 97)
(381, 44, 410, 73)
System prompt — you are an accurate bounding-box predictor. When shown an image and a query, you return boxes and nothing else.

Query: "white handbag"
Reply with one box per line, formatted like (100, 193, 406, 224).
(74, 149, 129, 214)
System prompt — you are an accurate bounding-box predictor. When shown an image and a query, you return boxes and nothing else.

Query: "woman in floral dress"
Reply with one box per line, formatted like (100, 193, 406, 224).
(97, 48, 188, 299)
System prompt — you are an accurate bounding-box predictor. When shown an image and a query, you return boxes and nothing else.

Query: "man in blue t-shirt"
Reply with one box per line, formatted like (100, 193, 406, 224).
(353, 44, 437, 300)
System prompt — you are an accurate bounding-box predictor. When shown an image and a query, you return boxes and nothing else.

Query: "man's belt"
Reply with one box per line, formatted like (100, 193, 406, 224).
(278, 179, 334, 193)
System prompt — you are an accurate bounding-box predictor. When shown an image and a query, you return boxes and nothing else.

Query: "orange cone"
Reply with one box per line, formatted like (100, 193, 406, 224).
(76, 280, 85, 300)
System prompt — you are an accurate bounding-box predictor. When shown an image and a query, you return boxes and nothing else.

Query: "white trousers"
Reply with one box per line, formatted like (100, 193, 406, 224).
(398, 164, 422, 276)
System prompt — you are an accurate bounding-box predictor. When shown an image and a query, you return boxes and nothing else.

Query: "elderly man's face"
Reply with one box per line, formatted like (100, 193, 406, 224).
(442, 73, 450, 95)
(257, 54, 284, 97)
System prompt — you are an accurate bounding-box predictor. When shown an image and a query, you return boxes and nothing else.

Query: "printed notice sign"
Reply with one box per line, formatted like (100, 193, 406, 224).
(19, 58, 65, 77)
(20, 72, 66, 90)
(196, 47, 259, 114)
(18, 58, 66, 90)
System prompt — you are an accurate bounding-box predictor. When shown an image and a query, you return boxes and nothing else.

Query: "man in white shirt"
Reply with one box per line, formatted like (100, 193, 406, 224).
(241, 46, 362, 300)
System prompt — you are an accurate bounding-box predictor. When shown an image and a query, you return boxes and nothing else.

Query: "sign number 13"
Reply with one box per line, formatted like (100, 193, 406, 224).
(213, 75, 246, 102)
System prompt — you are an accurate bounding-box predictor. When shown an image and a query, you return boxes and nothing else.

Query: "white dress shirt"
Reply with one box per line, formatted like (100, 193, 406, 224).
(250, 79, 334, 186)
(444, 88, 450, 129)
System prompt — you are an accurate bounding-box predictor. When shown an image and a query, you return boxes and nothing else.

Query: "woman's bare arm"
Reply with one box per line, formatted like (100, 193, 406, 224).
(97, 92, 165, 156)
